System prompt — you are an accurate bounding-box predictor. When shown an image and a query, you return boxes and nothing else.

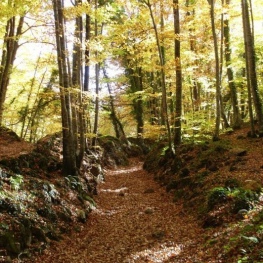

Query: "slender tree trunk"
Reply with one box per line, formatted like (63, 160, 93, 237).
(208, 0, 221, 140)
(92, 0, 100, 146)
(53, 0, 77, 176)
(146, 0, 173, 153)
(83, 0, 92, 141)
(102, 67, 128, 144)
(222, 0, 242, 129)
(241, 0, 263, 134)
(173, 0, 182, 145)
(84, 0, 91, 92)
(0, 15, 24, 125)
(125, 64, 144, 140)
(72, 0, 85, 168)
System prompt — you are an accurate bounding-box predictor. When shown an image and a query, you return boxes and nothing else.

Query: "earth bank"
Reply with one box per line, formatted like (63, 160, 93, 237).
(0, 127, 143, 262)
(1, 126, 263, 262)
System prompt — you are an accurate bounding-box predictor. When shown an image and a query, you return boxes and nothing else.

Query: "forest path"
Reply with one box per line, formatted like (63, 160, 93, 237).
(33, 158, 204, 263)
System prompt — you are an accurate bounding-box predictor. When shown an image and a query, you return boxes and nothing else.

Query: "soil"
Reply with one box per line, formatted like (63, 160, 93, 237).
(0, 127, 34, 159)
(1, 125, 263, 262)
(26, 158, 205, 263)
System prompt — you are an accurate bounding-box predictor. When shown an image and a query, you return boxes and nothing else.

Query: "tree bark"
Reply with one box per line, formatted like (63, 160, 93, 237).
(241, 0, 263, 133)
(223, 0, 242, 129)
(208, 0, 221, 140)
(84, 0, 91, 92)
(102, 67, 128, 144)
(173, 0, 183, 145)
(0, 15, 24, 125)
(146, 0, 173, 153)
(92, 0, 100, 146)
(72, 0, 85, 168)
(53, 0, 77, 176)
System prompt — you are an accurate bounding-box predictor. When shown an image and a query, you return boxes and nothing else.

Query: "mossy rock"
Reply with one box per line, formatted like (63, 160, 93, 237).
(207, 187, 229, 211)
(77, 210, 87, 223)
(231, 188, 258, 213)
(0, 198, 21, 215)
(232, 198, 252, 214)
(225, 178, 241, 189)
(143, 142, 167, 172)
(37, 206, 58, 221)
(0, 231, 21, 255)
(31, 226, 48, 243)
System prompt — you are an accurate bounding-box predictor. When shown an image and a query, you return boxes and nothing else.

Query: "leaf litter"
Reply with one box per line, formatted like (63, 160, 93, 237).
(28, 158, 205, 263)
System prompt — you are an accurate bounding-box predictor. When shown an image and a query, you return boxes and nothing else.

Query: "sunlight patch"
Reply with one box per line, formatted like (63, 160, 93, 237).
(101, 187, 128, 193)
(111, 166, 142, 175)
(124, 243, 182, 262)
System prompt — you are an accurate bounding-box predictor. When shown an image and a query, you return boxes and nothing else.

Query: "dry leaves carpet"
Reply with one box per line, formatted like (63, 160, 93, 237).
(31, 158, 205, 263)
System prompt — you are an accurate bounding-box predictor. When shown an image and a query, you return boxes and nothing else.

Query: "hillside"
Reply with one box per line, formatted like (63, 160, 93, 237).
(0, 126, 263, 262)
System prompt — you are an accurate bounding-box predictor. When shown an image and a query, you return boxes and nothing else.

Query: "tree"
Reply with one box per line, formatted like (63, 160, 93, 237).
(84, 0, 91, 92)
(52, 0, 77, 175)
(0, 10, 24, 124)
(223, 0, 242, 129)
(173, 0, 182, 145)
(207, 0, 221, 140)
(241, 0, 263, 134)
(102, 66, 128, 143)
(142, 0, 173, 152)
(72, 0, 85, 168)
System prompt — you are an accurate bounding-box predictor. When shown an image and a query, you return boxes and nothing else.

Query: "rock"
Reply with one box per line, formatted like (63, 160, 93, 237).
(0, 232, 21, 255)
(37, 207, 58, 221)
(0, 198, 21, 215)
(77, 210, 87, 223)
(57, 208, 73, 222)
(31, 226, 48, 243)
(232, 198, 252, 214)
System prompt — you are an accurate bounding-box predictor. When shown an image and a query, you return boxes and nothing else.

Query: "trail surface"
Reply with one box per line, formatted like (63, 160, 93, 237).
(32, 159, 204, 263)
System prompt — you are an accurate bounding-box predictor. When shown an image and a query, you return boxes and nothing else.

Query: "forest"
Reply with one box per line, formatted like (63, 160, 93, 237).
(0, 0, 263, 262)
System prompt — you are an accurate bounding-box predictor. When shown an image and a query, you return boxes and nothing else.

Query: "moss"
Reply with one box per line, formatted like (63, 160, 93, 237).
(207, 187, 229, 211)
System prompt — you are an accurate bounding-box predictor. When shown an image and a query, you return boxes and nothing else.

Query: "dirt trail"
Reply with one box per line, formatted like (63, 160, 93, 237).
(31, 159, 204, 263)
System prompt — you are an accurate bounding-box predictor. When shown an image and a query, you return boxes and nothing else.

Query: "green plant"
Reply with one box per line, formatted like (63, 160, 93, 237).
(10, 174, 23, 191)
(207, 187, 229, 210)
(160, 146, 170, 156)
(65, 175, 82, 191)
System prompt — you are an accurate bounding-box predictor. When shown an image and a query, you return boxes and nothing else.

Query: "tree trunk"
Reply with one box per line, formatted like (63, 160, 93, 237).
(146, 0, 173, 153)
(241, 0, 263, 134)
(92, 0, 100, 146)
(72, 0, 85, 168)
(173, 0, 182, 145)
(0, 15, 24, 125)
(53, 0, 77, 176)
(84, 0, 91, 92)
(223, 0, 242, 129)
(102, 67, 128, 144)
(129, 67, 144, 139)
(208, 0, 221, 140)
